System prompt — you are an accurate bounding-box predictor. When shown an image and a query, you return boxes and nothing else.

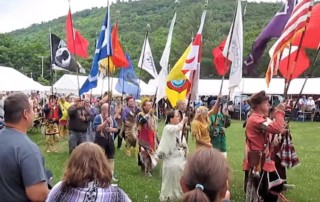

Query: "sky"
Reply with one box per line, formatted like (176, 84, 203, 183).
(0, 0, 283, 33)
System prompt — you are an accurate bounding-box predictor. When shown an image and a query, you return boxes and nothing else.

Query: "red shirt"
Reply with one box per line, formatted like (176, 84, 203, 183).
(245, 110, 285, 151)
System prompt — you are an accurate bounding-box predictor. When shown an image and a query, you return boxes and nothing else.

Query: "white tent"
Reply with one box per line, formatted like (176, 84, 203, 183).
(148, 77, 320, 96)
(53, 74, 156, 96)
(0, 66, 46, 91)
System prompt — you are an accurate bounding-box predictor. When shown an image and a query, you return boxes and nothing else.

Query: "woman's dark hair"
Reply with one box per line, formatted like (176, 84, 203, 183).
(181, 148, 230, 202)
(165, 110, 176, 125)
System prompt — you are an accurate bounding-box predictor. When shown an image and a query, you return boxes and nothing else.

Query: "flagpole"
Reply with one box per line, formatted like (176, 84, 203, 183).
(287, 42, 320, 123)
(283, 43, 292, 97)
(138, 24, 151, 98)
(218, 0, 238, 96)
(101, 73, 105, 98)
(49, 28, 54, 97)
(179, 32, 195, 143)
(68, 2, 81, 98)
(283, 4, 313, 98)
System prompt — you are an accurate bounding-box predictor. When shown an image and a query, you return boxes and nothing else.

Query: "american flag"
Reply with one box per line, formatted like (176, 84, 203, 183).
(266, 0, 314, 85)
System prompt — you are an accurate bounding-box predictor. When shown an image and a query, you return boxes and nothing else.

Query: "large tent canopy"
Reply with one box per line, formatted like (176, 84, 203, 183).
(53, 74, 156, 96)
(0, 66, 46, 92)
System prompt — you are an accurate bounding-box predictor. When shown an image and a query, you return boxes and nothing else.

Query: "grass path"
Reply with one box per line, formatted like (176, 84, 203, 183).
(29, 120, 320, 201)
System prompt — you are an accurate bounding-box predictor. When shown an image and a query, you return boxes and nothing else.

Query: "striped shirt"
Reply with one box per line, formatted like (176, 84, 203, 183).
(46, 181, 131, 202)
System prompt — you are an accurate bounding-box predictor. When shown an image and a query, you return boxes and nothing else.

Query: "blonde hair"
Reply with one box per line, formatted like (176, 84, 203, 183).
(193, 106, 209, 124)
(61, 142, 112, 189)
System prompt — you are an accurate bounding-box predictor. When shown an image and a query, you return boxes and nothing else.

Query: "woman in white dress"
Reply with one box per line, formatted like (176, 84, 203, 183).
(157, 110, 188, 202)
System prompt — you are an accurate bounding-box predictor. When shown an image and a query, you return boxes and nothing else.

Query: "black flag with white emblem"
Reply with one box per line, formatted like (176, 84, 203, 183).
(50, 33, 85, 74)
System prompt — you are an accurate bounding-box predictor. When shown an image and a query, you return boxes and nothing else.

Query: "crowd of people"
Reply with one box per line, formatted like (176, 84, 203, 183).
(0, 90, 301, 202)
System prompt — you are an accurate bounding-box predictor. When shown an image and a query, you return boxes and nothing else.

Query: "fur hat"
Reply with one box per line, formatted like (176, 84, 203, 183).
(247, 91, 269, 109)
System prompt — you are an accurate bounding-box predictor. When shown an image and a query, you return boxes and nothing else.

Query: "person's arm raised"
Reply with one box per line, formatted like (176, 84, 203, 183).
(208, 96, 221, 116)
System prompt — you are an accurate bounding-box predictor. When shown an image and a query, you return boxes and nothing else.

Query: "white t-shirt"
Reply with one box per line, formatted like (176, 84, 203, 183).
(307, 100, 316, 110)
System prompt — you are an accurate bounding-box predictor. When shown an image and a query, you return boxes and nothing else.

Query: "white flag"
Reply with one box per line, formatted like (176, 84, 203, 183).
(223, 0, 243, 90)
(138, 37, 158, 79)
(157, 12, 177, 103)
(182, 10, 207, 101)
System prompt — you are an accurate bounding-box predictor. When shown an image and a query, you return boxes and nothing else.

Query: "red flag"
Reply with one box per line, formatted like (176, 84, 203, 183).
(212, 39, 231, 76)
(292, 4, 320, 49)
(111, 23, 129, 68)
(66, 9, 89, 58)
(279, 47, 310, 80)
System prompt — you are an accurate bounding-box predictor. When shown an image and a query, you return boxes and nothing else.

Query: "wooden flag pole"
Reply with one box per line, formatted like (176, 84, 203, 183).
(283, 43, 292, 97)
(49, 28, 54, 97)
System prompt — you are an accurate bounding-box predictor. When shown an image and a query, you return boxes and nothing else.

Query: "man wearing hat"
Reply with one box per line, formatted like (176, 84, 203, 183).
(243, 91, 286, 202)
(43, 95, 62, 153)
(122, 96, 140, 156)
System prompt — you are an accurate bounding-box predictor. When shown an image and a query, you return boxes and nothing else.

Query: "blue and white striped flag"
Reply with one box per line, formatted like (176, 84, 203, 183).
(79, 3, 112, 95)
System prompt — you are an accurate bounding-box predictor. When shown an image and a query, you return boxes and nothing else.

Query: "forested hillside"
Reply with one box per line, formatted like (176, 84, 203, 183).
(0, 0, 318, 85)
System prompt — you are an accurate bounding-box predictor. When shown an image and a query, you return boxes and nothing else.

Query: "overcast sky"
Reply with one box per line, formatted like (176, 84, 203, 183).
(0, 0, 283, 33)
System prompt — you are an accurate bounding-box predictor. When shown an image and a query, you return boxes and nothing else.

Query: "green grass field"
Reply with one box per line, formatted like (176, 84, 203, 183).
(29, 120, 320, 202)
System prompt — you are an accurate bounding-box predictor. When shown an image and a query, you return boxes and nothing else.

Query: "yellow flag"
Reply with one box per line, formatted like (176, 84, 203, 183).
(166, 44, 192, 108)
(99, 56, 116, 74)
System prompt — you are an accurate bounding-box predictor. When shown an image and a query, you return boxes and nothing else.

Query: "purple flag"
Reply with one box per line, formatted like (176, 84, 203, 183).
(244, 0, 296, 75)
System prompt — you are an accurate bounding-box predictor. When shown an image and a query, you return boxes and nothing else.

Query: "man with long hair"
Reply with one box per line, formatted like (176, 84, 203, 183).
(137, 98, 158, 177)
(122, 96, 139, 156)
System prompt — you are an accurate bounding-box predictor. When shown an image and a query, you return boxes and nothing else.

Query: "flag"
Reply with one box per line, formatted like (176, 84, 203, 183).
(138, 37, 158, 79)
(223, 0, 243, 90)
(292, 3, 320, 49)
(212, 39, 231, 76)
(99, 22, 129, 74)
(80, 5, 112, 95)
(66, 9, 89, 58)
(278, 46, 310, 80)
(166, 45, 192, 108)
(111, 22, 129, 68)
(115, 53, 141, 99)
(182, 10, 207, 101)
(50, 33, 85, 74)
(244, 0, 295, 74)
(267, 0, 314, 85)
(156, 12, 177, 103)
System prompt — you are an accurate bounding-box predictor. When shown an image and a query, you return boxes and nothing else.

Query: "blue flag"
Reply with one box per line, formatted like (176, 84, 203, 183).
(115, 53, 141, 99)
(79, 5, 112, 95)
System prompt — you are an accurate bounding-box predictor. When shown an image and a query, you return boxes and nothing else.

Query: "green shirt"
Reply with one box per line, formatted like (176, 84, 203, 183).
(209, 113, 227, 152)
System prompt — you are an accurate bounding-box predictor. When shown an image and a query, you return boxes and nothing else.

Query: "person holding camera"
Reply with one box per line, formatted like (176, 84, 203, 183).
(68, 98, 93, 154)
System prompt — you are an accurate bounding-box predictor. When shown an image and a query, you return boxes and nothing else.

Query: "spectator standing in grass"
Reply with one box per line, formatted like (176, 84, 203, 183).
(68, 97, 92, 154)
(0, 93, 49, 202)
